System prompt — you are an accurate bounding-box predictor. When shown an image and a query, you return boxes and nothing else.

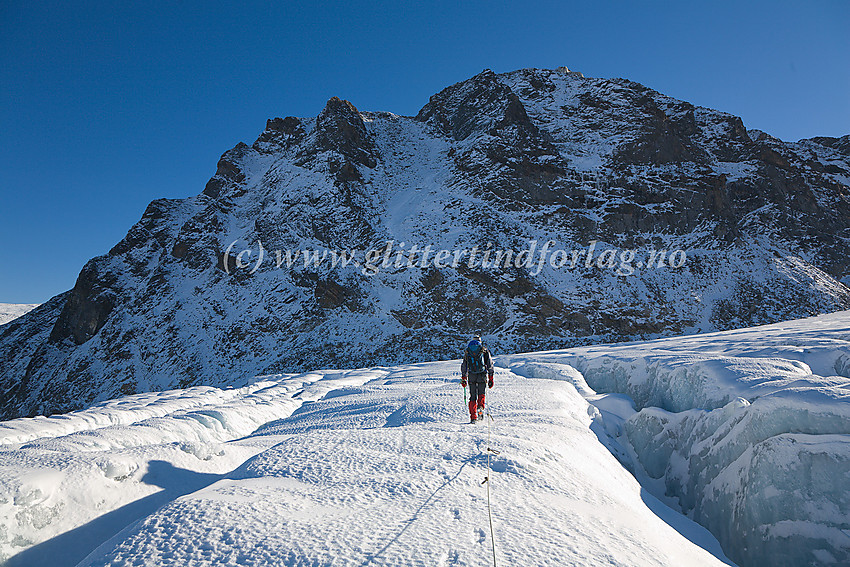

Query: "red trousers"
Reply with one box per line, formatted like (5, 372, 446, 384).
(468, 380, 486, 419)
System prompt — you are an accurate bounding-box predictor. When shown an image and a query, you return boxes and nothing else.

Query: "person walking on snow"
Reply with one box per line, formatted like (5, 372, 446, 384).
(461, 334, 494, 423)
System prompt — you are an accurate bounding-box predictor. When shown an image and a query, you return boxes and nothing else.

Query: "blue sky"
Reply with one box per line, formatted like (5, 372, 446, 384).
(1, 1, 848, 303)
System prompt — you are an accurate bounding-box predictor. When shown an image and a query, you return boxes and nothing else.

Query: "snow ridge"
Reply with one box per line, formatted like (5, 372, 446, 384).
(1, 363, 731, 567)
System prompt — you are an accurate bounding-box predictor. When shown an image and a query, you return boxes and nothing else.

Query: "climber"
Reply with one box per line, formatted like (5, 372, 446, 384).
(461, 334, 494, 423)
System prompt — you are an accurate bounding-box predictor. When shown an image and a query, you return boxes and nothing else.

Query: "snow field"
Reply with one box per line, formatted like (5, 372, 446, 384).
(0, 369, 388, 566)
(3, 310, 849, 566)
(77, 363, 729, 567)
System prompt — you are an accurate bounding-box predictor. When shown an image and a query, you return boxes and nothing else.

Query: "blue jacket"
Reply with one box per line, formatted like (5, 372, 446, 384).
(461, 341, 494, 380)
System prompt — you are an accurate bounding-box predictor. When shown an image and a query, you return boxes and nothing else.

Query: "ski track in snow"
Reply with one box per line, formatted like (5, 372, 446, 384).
(3, 310, 850, 565)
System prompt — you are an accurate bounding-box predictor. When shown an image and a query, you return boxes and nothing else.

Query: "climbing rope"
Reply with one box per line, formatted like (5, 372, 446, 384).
(481, 397, 499, 567)
(459, 371, 500, 566)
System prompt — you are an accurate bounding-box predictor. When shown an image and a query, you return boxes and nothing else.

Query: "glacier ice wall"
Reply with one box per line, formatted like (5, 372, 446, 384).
(508, 312, 850, 567)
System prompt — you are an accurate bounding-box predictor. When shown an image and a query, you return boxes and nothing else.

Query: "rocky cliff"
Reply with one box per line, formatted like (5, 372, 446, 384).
(2, 67, 849, 418)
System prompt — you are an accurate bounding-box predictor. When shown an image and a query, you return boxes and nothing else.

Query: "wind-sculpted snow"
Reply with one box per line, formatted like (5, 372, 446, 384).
(0, 363, 730, 566)
(503, 310, 850, 567)
(0, 369, 384, 565)
(77, 364, 728, 567)
(2, 311, 849, 566)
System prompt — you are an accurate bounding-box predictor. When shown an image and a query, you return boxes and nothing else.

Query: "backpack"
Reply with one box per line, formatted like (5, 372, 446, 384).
(466, 341, 486, 374)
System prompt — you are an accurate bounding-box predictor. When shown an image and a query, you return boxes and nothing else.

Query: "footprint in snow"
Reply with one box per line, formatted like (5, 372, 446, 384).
(441, 549, 460, 565)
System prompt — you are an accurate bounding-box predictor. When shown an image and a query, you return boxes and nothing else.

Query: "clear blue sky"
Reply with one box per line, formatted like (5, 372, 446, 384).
(1, 1, 848, 304)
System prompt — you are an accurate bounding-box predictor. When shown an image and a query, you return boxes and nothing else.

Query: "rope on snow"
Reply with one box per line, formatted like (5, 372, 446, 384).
(480, 397, 499, 567)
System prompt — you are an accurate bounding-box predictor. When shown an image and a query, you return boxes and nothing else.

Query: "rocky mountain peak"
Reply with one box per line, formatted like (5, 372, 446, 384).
(253, 116, 306, 153)
(416, 68, 539, 142)
(806, 134, 850, 157)
(312, 96, 378, 169)
(202, 142, 252, 199)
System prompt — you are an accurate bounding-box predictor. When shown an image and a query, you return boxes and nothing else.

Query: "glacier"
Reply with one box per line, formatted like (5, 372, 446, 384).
(0, 311, 848, 565)
(504, 310, 850, 566)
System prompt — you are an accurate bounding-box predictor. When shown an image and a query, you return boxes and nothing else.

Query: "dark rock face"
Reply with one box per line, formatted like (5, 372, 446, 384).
(314, 279, 348, 309)
(253, 116, 305, 152)
(1, 66, 849, 422)
(417, 69, 569, 204)
(313, 97, 379, 169)
(417, 69, 537, 142)
(48, 260, 117, 346)
(202, 143, 251, 198)
(807, 134, 850, 157)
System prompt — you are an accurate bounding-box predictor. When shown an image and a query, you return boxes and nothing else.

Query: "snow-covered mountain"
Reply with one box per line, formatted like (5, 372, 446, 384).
(2, 67, 849, 419)
(1, 311, 848, 566)
(0, 304, 39, 326)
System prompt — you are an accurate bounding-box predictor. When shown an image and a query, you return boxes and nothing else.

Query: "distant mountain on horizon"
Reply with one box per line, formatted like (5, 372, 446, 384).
(0, 304, 40, 327)
(1, 66, 849, 419)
